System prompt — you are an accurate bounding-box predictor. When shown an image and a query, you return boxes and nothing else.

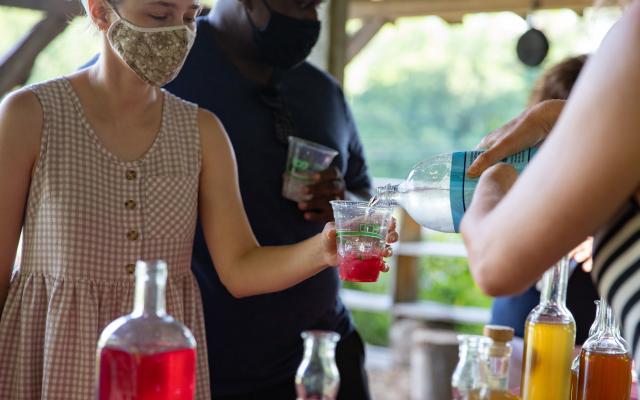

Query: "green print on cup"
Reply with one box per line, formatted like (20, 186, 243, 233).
(335, 223, 384, 240)
(282, 137, 339, 202)
(289, 158, 314, 181)
(292, 158, 310, 171)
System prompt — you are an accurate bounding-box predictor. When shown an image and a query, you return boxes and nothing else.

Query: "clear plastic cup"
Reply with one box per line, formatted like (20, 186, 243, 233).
(283, 137, 339, 202)
(330, 201, 394, 283)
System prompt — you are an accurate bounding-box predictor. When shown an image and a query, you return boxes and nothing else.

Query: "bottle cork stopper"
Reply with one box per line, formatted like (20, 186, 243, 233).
(483, 325, 514, 343)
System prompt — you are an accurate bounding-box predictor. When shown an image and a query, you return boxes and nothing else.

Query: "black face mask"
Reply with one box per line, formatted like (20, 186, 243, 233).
(247, 0, 321, 70)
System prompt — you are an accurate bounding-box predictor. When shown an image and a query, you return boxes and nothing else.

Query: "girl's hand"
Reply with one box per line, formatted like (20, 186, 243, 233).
(466, 99, 565, 178)
(321, 218, 399, 269)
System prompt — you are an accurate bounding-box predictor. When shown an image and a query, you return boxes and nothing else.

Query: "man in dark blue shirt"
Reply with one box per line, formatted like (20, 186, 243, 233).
(164, 0, 373, 398)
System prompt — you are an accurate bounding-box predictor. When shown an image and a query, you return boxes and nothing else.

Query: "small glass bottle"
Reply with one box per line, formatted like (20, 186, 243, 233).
(570, 300, 603, 400)
(295, 330, 341, 400)
(373, 147, 538, 232)
(452, 335, 484, 400)
(520, 256, 576, 400)
(96, 260, 197, 400)
(576, 300, 632, 400)
(478, 325, 518, 400)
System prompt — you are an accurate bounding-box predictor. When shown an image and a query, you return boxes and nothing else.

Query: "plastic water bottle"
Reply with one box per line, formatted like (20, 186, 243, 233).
(374, 147, 538, 232)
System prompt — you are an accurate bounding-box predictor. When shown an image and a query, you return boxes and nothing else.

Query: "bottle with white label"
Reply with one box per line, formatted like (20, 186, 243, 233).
(373, 147, 538, 232)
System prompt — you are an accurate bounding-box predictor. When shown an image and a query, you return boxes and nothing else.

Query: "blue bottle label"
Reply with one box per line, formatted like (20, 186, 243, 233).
(450, 147, 539, 232)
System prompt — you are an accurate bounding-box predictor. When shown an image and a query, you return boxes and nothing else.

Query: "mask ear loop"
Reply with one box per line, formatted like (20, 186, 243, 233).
(103, 0, 123, 35)
(104, 0, 122, 21)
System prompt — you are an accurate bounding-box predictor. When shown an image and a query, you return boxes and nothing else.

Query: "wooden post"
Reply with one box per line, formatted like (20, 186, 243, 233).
(327, 0, 348, 84)
(392, 209, 421, 303)
(307, 3, 331, 71)
(0, 15, 69, 97)
(410, 328, 459, 400)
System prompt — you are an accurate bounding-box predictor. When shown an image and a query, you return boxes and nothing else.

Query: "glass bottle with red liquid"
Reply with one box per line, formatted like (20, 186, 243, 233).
(96, 260, 197, 400)
(576, 299, 632, 400)
(570, 300, 603, 400)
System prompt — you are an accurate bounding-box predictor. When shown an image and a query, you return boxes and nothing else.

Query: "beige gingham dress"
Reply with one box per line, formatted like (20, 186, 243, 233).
(0, 78, 211, 399)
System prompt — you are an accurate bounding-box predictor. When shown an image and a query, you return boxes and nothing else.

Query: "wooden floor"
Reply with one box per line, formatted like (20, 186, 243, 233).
(366, 345, 410, 400)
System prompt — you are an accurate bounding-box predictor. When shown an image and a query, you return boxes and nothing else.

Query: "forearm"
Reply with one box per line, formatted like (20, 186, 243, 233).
(222, 234, 329, 298)
(461, 165, 536, 296)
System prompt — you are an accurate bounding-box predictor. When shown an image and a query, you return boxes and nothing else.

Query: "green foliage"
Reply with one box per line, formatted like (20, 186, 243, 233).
(0, 8, 43, 56)
(346, 12, 617, 179)
(0, 7, 101, 95)
(455, 323, 485, 335)
(419, 256, 492, 308)
(350, 310, 391, 347)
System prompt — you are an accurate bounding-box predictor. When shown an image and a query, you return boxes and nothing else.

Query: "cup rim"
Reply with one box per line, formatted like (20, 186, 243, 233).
(288, 136, 339, 157)
(330, 200, 395, 211)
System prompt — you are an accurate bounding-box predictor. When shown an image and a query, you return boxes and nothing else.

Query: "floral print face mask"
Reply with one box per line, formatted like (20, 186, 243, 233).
(107, 8, 196, 87)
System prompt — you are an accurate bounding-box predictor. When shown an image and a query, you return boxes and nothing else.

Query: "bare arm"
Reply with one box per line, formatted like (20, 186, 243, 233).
(197, 110, 337, 298)
(461, 3, 640, 296)
(0, 90, 42, 315)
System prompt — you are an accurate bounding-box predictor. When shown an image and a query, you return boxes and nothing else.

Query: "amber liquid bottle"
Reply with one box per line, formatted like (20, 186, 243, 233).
(570, 300, 603, 400)
(520, 257, 576, 400)
(576, 300, 632, 400)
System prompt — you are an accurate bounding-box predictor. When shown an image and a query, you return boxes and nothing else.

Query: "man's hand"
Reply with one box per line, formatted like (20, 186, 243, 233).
(298, 166, 345, 224)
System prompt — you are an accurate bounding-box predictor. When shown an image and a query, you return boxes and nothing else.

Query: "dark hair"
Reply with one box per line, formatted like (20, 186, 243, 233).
(529, 55, 588, 105)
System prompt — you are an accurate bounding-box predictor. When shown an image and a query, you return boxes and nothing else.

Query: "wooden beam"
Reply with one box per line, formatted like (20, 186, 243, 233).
(350, 0, 593, 19)
(0, 15, 69, 97)
(0, 0, 83, 16)
(328, 0, 349, 84)
(346, 16, 390, 64)
(391, 210, 421, 304)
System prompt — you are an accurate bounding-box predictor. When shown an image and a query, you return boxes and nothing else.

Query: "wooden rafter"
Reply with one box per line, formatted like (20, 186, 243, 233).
(0, 15, 70, 96)
(350, 0, 594, 20)
(347, 16, 391, 63)
(0, 0, 83, 16)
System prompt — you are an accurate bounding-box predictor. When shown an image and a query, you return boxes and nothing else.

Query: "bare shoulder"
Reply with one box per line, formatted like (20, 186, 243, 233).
(197, 107, 236, 164)
(0, 88, 43, 127)
(0, 88, 42, 161)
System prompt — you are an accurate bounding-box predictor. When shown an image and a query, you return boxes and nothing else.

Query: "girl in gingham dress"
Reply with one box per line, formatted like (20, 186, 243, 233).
(0, 0, 397, 399)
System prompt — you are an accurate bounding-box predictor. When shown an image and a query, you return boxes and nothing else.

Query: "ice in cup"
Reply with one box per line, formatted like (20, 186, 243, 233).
(283, 137, 339, 202)
(330, 201, 394, 282)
